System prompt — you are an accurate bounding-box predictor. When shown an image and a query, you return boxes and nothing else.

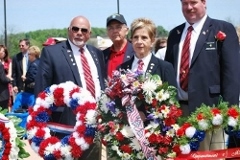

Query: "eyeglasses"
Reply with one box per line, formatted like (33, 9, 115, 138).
(70, 26, 88, 34)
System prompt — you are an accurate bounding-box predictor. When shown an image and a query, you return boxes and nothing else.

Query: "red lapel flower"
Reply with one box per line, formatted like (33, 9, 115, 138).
(215, 31, 226, 41)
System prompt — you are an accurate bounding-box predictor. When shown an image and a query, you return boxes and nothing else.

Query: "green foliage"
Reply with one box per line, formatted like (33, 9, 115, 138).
(0, 26, 168, 58)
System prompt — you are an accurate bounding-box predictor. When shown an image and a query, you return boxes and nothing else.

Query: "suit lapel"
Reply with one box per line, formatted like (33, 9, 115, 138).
(191, 17, 212, 66)
(61, 42, 82, 86)
(173, 24, 185, 73)
(146, 54, 157, 74)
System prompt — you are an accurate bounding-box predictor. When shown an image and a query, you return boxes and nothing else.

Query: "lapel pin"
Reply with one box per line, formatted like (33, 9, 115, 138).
(73, 63, 76, 65)
(177, 30, 181, 34)
(202, 31, 206, 35)
(67, 49, 71, 53)
(71, 58, 73, 62)
(127, 55, 130, 59)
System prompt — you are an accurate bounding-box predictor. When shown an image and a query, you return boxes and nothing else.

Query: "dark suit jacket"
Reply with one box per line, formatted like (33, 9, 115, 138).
(24, 59, 40, 94)
(165, 16, 240, 113)
(0, 63, 11, 102)
(103, 41, 134, 73)
(119, 54, 177, 87)
(34, 40, 106, 126)
(12, 52, 25, 91)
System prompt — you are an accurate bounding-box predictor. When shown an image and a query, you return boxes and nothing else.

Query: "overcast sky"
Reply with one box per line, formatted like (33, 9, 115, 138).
(0, 0, 239, 33)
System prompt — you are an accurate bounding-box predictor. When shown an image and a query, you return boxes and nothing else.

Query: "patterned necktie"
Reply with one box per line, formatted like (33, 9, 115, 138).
(180, 26, 193, 91)
(22, 54, 27, 76)
(80, 48, 95, 97)
(137, 59, 144, 72)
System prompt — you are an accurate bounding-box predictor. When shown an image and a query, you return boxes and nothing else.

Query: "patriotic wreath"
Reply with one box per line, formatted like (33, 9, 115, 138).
(27, 81, 98, 160)
(97, 70, 181, 160)
(175, 101, 240, 155)
(0, 113, 19, 160)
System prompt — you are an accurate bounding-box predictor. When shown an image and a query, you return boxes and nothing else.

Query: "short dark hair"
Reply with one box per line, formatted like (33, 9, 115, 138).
(19, 38, 30, 46)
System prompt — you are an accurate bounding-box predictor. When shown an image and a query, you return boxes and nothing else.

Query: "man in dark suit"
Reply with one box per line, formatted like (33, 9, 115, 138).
(12, 39, 30, 93)
(103, 13, 134, 78)
(165, 0, 239, 152)
(34, 16, 106, 160)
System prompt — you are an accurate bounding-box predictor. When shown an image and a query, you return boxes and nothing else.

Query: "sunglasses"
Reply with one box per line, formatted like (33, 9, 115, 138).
(71, 26, 88, 33)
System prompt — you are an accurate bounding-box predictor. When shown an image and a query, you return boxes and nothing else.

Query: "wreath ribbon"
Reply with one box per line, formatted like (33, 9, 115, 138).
(123, 95, 157, 160)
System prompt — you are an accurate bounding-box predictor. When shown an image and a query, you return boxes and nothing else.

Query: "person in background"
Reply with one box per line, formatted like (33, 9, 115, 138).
(154, 37, 167, 53)
(21, 46, 40, 94)
(42, 37, 67, 46)
(0, 45, 13, 109)
(155, 37, 168, 60)
(34, 15, 105, 160)
(12, 39, 30, 93)
(0, 62, 12, 110)
(118, 17, 176, 121)
(164, 0, 239, 152)
(103, 13, 134, 78)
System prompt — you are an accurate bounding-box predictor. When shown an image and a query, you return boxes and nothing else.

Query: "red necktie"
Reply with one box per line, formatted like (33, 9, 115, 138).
(137, 59, 144, 72)
(80, 48, 95, 97)
(180, 26, 193, 91)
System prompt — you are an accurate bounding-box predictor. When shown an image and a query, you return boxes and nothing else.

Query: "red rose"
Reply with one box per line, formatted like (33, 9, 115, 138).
(120, 145, 132, 154)
(115, 131, 124, 141)
(211, 108, 221, 116)
(197, 113, 204, 121)
(228, 108, 239, 119)
(148, 133, 157, 144)
(216, 31, 226, 41)
(173, 145, 181, 153)
(158, 147, 168, 154)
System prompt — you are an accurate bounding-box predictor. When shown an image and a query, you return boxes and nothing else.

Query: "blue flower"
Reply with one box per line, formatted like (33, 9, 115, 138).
(61, 135, 70, 145)
(44, 154, 56, 160)
(107, 101, 116, 114)
(32, 137, 43, 146)
(193, 130, 205, 142)
(35, 112, 49, 122)
(190, 141, 200, 151)
(85, 126, 96, 137)
(69, 98, 79, 110)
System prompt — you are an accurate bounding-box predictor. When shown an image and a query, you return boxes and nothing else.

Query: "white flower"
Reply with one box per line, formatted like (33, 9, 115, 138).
(142, 79, 157, 97)
(130, 138, 141, 150)
(212, 114, 223, 125)
(171, 124, 180, 131)
(166, 128, 176, 137)
(136, 152, 145, 159)
(122, 153, 131, 160)
(156, 89, 170, 102)
(99, 93, 110, 114)
(121, 125, 135, 138)
(145, 95, 153, 104)
(228, 116, 238, 127)
(185, 126, 196, 138)
(198, 119, 209, 130)
(85, 110, 97, 125)
(180, 144, 191, 154)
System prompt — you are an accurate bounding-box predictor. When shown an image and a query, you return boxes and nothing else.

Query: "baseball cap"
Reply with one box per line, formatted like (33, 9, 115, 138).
(106, 13, 127, 26)
(43, 37, 56, 46)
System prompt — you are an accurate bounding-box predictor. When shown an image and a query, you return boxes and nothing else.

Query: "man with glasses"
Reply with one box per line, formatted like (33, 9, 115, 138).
(103, 13, 134, 78)
(34, 15, 105, 160)
(12, 38, 30, 93)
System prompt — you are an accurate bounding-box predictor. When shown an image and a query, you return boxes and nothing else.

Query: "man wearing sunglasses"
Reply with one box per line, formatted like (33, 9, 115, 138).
(103, 13, 134, 78)
(34, 15, 105, 160)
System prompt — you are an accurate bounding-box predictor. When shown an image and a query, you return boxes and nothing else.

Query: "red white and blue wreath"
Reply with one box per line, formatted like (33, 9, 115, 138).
(0, 113, 19, 160)
(26, 81, 98, 160)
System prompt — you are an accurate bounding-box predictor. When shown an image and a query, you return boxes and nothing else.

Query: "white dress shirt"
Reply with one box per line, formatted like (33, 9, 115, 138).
(69, 41, 101, 99)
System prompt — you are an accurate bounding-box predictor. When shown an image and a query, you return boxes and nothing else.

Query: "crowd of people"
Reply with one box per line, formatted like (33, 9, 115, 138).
(0, 0, 240, 159)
